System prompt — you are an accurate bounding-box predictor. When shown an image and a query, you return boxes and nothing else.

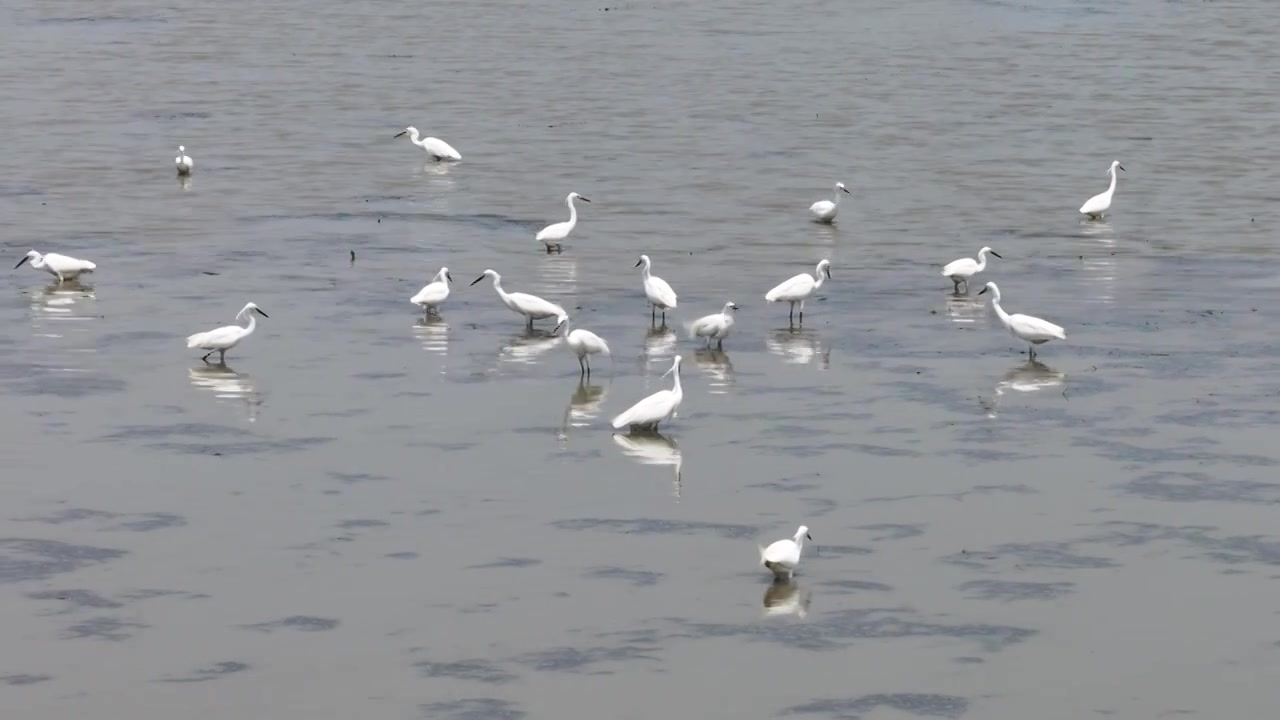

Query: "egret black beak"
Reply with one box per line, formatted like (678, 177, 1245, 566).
(1118, 164, 1126, 172)
(256, 308, 270, 318)
(841, 186, 851, 194)
(990, 251, 1003, 259)
(579, 197, 592, 203)
(978, 286, 989, 295)
(14, 256, 30, 269)
(470, 275, 485, 286)
(446, 272, 454, 282)
(730, 303, 739, 310)
(825, 268, 833, 279)
(394, 130, 407, 138)
(807, 533, 813, 541)
(634, 259, 643, 268)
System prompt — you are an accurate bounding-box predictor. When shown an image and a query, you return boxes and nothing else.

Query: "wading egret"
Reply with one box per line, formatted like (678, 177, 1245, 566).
(411, 267, 453, 317)
(470, 269, 567, 329)
(187, 302, 269, 364)
(1079, 160, 1124, 219)
(175, 145, 193, 175)
(759, 525, 812, 580)
(612, 354, 683, 431)
(689, 301, 738, 349)
(536, 192, 590, 254)
(941, 246, 1002, 293)
(765, 259, 831, 326)
(565, 325, 611, 377)
(635, 255, 677, 325)
(394, 126, 461, 161)
(810, 182, 850, 223)
(14, 250, 96, 284)
(978, 282, 1066, 360)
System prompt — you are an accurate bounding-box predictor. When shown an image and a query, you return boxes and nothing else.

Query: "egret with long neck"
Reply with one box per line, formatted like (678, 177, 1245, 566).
(536, 192, 590, 254)
(1079, 160, 1124, 219)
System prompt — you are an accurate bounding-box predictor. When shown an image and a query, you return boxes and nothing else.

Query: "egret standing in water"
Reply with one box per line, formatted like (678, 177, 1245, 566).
(187, 302, 269, 364)
(810, 182, 850, 223)
(978, 282, 1066, 360)
(175, 145, 193, 175)
(1079, 160, 1124, 220)
(14, 250, 96, 284)
(535, 192, 590, 254)
(759, 525, 813, 581)
(635, 254, 677, 325)
(941, 246, 1002, 293)
(765, 259, 831, 326)
(564, 323, 611, 377)
(689, 301, 738, 349)
(410, 266, 452, 317)
(470, 269, 567, 329)
(611, 355, 683, 432)
(394, 126, 462, 161)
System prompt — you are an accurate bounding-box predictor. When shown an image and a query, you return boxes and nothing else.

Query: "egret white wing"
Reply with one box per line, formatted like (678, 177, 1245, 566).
(647, 277, 677, 308)
(611, 389, 675, 429)
(766, 273, 813, 302)
(507, 292, 565, 319)
(1009, 313, 1066, 341)
(536, 222, 569, 242)
(1080, 193, 1108, 214)
(941, 258, 977, 277)
(187, 325, 243, 349)
(412, 281, 449, 305)
(422, 137, 461, 160)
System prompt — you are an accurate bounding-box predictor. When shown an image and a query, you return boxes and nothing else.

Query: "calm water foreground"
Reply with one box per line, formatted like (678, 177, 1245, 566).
(2, 0, 1280, 718)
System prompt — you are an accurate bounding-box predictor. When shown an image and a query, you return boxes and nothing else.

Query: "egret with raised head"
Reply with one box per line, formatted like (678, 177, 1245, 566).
(187, 302, 269, 364)
(536, 192, 590, 254)
(611, 355, 683, 432)
(689, 301, 738, 349)
(765, 259, 831, 326)
(175, 145, 193, 175)
(941, 246, 1001, 293)
(1079, 160, 1124, 219)
(635, 254, 677, 325)
(759, 525, 813, 580)
(810, 182, 850, 223)
(411, 267, 453, 317)
(978, 282, 1066, 360)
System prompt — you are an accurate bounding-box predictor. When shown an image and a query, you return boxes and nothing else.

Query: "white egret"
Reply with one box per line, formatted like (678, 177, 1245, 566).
(978, 282, 1066, 360)
(187, 302, 269, 364)
(612, 354, 683, 431)
(470, 269, 567, 329)
(1079, 160, 1125, 219)
(394, 126, 462, 161)
(759, 525, 812, 581)
(635, 254, 677, 325)
(765, 259, 831, 326)
(14, 250, 96, 284)
(941, 246, 1002, 293)
(410, 266, 452, 317)
(810, 182, 850, 223)
(175, 145, 193, 175)
(535, 192, 590, 254)
(689, 301, 738, 349)
(565, 325, 611, 377)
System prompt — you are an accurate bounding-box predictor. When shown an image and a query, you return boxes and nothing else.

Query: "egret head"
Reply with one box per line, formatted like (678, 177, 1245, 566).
(661, 353, 683, 378)
(634, 254, 651, 269)
(553, 313, 569, 334)
(470, 268, 498, 286)
(14, 250, 40, 269)
(836, 182, 850, 194)
(796, 525, 812, 541)
(817, 258, 832, 279)
(568, 192, 591, 203)
(438, 267, 452, 283)
(724, 301, 739, 313)
(394, 126, 417, 139)
(977, 282, 1000, 299)
(240, 302, 269, 318)
(1109, 160, 1125, 173)
(980, 246, 1002, 259)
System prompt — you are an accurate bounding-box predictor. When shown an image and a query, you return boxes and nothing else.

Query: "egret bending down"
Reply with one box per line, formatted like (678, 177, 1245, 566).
(1079, 160, 1124, 219)
(394, 126, 462, 161)
(470, 269, 567, 329)
(810, 182, 850, 223)
(765, 259, 831, 326)
(565, 323, 611, 377)
(978, 282, 1066, 360)
(536, 192, 590, 254)
(175, 145, 193, 175)
(612, 355, 683, 431)
(187, 302, 269, 364)
(689, 301, 738, 349)
(636, 254, 677, 325)
(411, 267, 453, 317)
(759, 525, 813, 580)
(941, 246, 1002, 293)
(15, 250, 96, 284)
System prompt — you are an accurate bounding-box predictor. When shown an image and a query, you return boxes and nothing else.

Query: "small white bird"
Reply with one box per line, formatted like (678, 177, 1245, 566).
(765, 259, 831, 326)
(611, 354, 684, 432)
(689, 301, 738, 349)
(758, 525, 813, 580)
(470, 269, 567, 330)
(810, 181, 850, 223)
(187, 302, 269, 364)
(410, 267, 453, 317)
(535, 192, 590, 254)
(635, 254, 678, 325)
(978, 282, 1066, 360)
(14, 250, 97, 284)
(1079, 160, 1125, 219)
(565, 325, 611, 377)
(941, 246, 1002, 293)
(175, 145, 193, 175)
(394, 126, 462, 161)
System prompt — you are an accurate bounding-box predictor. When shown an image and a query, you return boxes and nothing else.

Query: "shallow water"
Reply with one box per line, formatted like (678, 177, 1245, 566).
(3, 0, 1280, 717)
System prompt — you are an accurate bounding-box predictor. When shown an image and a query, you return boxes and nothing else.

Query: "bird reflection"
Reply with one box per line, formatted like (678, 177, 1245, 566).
(559, 379, 608, 439)
(412, 316, 449, 358)
(944, 294, 985, 325)
(693, 348, 735, 394)
(981, 360, 1066, 417)
(762, 579, 811, 619)
(643, 325, 677, 369)
(188, 364, 261, 421)
(536, 253, 578, 301)
(611, 430, 683, 499)
(27, 282, 97, 337)
(765, 328, 829, 368)
(177, 175, 192, 191)
(498, 328, 564, 366)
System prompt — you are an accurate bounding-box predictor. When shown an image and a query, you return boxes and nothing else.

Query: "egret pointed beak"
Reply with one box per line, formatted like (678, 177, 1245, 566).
(990, 251, 1003, 259)
(841, 186, 850, 194)
(553, 318, 567, 334)
(978, 286, 989, 295)
(470, 275, 485, 286)
(394, 131, 407, 138)
(634, 259, 643, 268)
(14, 256, 29, 269)
(579, 197, 591, 203)
(256, 308, 270, 318)
(729, 303, 739, 310)
(825, 268, 832, 279)
(1118, 164, 1126, 172)
(807, 533, 813, 541)
(446, 272, 453, 282)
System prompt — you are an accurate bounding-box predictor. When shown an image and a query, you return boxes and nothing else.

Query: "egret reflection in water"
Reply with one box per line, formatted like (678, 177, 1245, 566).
(693, 348, 735, 394)
(188, 364, 261, 421)
(982, 360, 1066, 417)
(412, 316, 450, 360)
(497, 328, 564, 367)
(559, 379, 608, 439)
(643, 324, 677, 369)
(765, 329, 829, 368)
(762, 579, 811, 619)
(944, 294, 986, 325)
(611, 430, 683, 499)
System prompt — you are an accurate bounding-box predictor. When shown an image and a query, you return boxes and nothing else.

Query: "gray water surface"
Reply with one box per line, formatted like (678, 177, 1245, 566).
(3, 0, 1280, 718)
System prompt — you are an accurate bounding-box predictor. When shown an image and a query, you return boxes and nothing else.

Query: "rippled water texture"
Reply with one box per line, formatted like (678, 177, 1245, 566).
(3, 0, 1280, 717)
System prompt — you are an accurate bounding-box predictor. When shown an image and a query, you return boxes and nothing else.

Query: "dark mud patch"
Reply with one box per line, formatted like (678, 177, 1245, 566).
(160, 661, 249, 683)
(585, 566, 663, 587)
(64, 616, 147, 641)
(244, 616, 339, 633)
(783, 693, 969, 719)
(419, 698, 525, 720)
(958, 579, 1076, 601)
(553, 517, 757, 540)
(414, 658, 517, 684)
(0, 539, 127, 584)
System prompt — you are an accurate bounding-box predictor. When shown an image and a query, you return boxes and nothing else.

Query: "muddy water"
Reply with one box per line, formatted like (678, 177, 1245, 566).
(3, 0, 1280, 717)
